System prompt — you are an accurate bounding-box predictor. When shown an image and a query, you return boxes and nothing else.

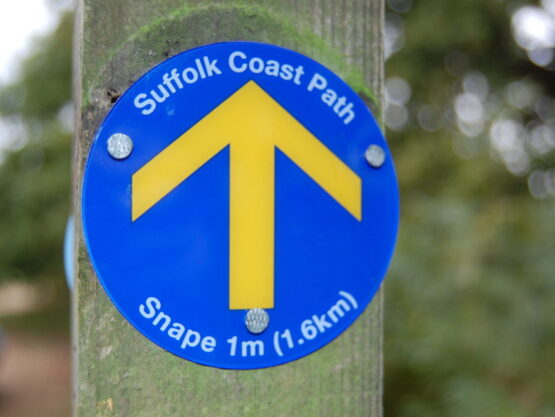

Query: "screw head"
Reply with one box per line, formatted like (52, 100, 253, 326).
(365, 144, 386, 168)
(107, 133, 133, 160)
(245, 309, 270, 334)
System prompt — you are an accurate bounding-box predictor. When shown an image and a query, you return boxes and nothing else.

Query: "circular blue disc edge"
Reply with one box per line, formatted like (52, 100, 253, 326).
(81, 41, 400, 370)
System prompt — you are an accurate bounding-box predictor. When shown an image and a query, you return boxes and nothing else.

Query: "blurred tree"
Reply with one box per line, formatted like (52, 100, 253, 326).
(0, 12, 72, 283)
(384, 0, 555, 416)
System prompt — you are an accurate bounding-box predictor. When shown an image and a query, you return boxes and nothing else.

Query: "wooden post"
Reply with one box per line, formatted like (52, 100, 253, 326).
(73, 1, 384, 416)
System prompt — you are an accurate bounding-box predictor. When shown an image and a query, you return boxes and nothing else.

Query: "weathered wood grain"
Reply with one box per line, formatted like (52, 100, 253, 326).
(73, 1, 384, 416)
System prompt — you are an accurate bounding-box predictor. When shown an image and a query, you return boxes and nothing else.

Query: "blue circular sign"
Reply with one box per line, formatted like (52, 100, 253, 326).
(82, 42, 399, 369)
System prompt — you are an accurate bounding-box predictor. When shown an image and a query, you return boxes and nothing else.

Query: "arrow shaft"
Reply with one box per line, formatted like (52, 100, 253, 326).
(229, 138, 274, 309)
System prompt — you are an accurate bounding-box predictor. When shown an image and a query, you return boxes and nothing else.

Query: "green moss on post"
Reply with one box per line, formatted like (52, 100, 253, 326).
(73, 1, 384, 416)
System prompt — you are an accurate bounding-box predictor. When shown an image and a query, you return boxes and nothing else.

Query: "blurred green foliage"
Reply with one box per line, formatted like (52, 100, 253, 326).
(385, 0, 555, 415)
(0, 1, 553, 415)
(0, 13, 72, 282)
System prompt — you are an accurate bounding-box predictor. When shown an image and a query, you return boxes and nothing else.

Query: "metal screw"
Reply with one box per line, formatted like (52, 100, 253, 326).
(107, 133, 133, 160)
(245, 309, 269, 334)
(365, 144, 386, 168)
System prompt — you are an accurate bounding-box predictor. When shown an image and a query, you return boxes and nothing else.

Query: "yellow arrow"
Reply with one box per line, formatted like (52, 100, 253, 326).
(132, 81, 361, 310)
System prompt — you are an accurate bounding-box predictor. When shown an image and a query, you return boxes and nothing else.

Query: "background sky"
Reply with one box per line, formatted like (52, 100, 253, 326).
(0, 0, 72, 85)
